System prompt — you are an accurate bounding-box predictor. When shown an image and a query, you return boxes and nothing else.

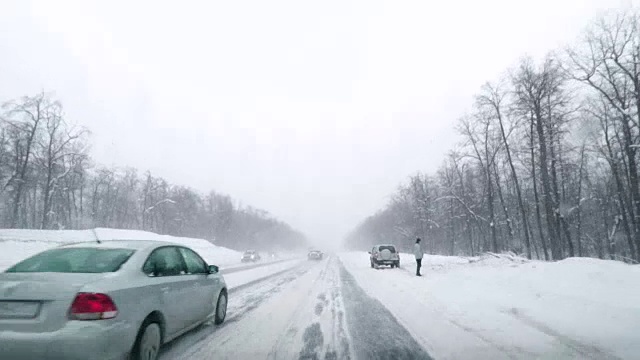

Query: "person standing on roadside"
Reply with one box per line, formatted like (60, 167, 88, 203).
(414, 238, 424, 276)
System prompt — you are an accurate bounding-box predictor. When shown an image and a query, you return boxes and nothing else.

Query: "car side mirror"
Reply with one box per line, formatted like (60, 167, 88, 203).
(367, 251, 371, 254)
(208, 265, 219, 274)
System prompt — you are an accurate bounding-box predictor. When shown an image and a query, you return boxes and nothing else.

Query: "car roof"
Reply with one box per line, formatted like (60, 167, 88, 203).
(59, 240, 180, 251)
(374, 244, 396, 248)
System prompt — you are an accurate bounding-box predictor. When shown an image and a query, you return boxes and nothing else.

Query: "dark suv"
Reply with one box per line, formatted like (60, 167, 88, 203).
(369, 244, 400, 268)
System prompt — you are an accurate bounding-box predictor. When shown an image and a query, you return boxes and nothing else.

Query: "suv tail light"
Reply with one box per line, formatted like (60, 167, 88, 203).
(69, 293, 118, 320)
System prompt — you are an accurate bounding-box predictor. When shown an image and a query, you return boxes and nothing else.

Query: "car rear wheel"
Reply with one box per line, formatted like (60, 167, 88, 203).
(132, 322, 161, 360)
(214, 290, 227, 325)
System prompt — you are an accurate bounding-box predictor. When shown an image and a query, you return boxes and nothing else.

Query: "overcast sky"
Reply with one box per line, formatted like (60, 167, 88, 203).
(0, 0, 634, 245)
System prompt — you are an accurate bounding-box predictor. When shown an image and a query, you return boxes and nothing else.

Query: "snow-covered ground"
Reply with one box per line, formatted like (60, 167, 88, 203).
(159, 259, 321, 359)
(0, 228, 241, 270)
(174, 257, 349, 359)
(160, 256, 430, 360)
(340, 252, 640, 359)
(4, 230, 637, 359)
(223, 258, 305, 289)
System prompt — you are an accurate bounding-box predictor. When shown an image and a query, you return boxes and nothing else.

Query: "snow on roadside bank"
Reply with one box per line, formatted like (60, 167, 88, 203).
(340, 252, 640, 360)
(224, 259, 305, 289)
(396, 252, 528, 271)
(0, 228, 241, 271)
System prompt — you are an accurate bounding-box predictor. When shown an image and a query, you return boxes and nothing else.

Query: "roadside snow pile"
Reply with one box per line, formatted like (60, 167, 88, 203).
(0, 228, 241, 271)
(341, 252, 640, 359)
(399, 252, 529, 272)
(470, 251, 530, 264)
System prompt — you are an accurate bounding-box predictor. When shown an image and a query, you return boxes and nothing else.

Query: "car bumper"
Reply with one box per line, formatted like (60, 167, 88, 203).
(0, 320, 134, 360)
(373, 259, 398, 264)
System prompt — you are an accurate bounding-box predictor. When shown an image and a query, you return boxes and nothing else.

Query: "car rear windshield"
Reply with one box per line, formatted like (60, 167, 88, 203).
(378, 246, 396, 253)
(5, 247, 135, 273)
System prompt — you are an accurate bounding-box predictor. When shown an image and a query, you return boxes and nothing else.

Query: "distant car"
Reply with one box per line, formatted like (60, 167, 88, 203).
(307, 250, 323, 260)
(241, 250, 261, 262)
(369, 244, 400, 268)
(0, 240, 228, 360)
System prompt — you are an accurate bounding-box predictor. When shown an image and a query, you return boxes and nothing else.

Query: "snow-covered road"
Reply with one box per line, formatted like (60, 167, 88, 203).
(340, 252, 639, 360)
(159, 256, 431, 360)
(156, 252, 640, 360)
(4, 228, 635, 360)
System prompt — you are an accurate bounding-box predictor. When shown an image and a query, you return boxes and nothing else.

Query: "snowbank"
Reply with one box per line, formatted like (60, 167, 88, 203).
(340, 252, 640, 359)
(224, 259, 304, 289)
(398, 251, 529, 271)
(0, 228, 241, 271)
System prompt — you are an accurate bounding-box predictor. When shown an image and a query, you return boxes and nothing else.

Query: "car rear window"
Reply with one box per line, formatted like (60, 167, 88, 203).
(5, 247, 135, 273)
(378, 246, 396, 253)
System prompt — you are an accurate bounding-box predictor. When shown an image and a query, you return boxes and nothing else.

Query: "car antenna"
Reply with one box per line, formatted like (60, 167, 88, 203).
(91, 228, 101, 244)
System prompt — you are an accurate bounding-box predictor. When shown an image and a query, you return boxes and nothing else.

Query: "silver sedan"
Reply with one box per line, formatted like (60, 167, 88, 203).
(0, 240, 228, 360)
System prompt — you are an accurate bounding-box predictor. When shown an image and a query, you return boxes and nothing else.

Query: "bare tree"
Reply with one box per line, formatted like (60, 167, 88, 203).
(2, 93, 50, 227)
(567, 9, 640, 259)
(34, 102, 88, 228)
(477, 82, 533, 258)
(512, 57, 567, 259)
(459, 113, 502, 253)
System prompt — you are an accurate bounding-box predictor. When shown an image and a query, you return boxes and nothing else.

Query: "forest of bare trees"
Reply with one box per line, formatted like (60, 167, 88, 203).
(0, 92, 307, 250)
(346, 9, 640, 263)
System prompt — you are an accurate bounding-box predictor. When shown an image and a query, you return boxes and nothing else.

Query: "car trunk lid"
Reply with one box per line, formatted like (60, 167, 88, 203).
(0, 272, 106, 332)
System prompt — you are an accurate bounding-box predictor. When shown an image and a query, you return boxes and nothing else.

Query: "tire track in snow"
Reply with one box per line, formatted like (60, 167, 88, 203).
(222, 257, 299, 275)
(159, 261, 312, 359)
(294, 256, 352, 360)
(401, 257, 620, 359)
(325, 260, 352, 360)
(345, 253, 536, 360)
(338, 259, 432, 360)
(163, 255, 432, 359)
(268, 257, 336, 359)
(505, 307, 622, 360)
(170, 259, 330, 359)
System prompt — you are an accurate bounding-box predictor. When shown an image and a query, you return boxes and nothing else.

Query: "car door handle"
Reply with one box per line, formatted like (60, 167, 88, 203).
(161, 287, 170, 293)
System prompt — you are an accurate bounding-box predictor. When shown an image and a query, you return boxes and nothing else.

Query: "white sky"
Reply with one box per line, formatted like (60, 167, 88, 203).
(0, 0, 633, 245)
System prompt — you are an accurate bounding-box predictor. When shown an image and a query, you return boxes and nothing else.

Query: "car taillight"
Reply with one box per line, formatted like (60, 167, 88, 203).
(69, 293, 118, 320)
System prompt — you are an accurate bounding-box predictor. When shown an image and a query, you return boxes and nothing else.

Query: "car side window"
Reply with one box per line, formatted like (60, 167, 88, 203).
(142, 247, 187, 277)
(178, 247, 208, 275)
